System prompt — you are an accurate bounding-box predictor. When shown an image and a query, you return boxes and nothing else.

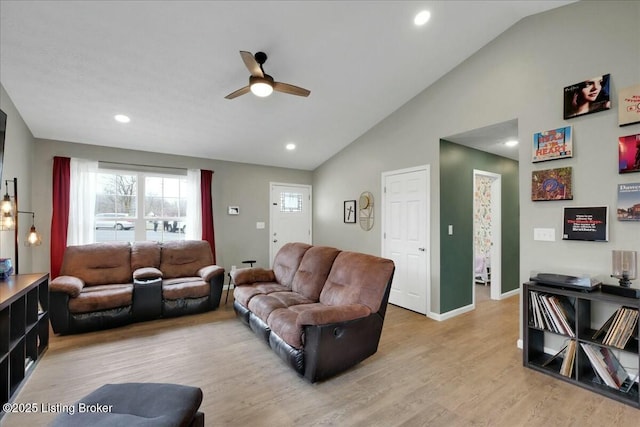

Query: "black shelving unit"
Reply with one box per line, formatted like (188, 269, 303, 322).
(523, 281, 640, 408)
(0, 273, 49, 416)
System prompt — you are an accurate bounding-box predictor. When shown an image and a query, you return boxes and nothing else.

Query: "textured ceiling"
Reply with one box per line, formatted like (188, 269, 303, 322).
(0, 1, 573, 170)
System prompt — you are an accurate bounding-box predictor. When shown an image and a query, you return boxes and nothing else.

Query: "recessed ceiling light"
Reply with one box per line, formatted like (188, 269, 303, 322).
(505, 140, 519, 147)
(114, 114, 130, 123)
(414, 10, 431, 26)
(286, 143, 296, 151)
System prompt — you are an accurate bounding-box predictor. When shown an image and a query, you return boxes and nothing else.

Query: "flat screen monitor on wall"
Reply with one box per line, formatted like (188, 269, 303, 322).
(0, 109, 5, 191)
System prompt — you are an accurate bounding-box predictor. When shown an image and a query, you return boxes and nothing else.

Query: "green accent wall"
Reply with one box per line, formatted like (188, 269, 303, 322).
(440, 139, 519, 313)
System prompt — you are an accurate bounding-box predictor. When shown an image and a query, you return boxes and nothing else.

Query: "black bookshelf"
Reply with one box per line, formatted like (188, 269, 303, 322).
(0, 273, 49, 417)
(523, 281, 640, 408)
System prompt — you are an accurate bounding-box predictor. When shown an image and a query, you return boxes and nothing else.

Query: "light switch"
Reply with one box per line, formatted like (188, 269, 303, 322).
(534, 228, 555, 241)
(256, 222, 265, 229)
(448, 225, 453, 235)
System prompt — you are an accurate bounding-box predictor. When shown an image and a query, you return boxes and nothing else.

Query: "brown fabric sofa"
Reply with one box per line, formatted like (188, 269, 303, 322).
(50, 240, 225, 334)
(232, 242, 395, 382)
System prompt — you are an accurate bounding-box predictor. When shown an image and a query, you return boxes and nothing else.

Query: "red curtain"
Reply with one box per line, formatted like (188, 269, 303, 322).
(50, 156, 70, 278)
(200, 169, 216, 263)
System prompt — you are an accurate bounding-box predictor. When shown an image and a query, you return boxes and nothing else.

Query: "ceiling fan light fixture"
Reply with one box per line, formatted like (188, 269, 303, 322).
(250, 75, 274, 97)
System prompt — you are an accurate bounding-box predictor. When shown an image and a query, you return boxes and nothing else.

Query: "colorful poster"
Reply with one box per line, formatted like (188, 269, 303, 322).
(618, 133, 640, 174)
(617, 183, 640, 221)
(531, 167, 573, 201)
(532, 126, 572, 162)
(618, 84, 640, 126)
(563, 74, 611, 119)
(562, 206, 608, 242)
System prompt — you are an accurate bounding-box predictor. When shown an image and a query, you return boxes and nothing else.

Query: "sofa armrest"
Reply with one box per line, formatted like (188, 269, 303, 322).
(230, 268, 275, 285)
(133, 267, 163, 281)
(198, 265, 225, 282)
(296, 304, 372, 327)
(50, 275, 85, 298)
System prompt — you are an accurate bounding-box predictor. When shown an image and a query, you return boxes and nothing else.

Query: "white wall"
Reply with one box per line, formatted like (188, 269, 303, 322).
(313, 1, 640, 315)
(0, 85, 36, 273)
(31, 139, 312, 275)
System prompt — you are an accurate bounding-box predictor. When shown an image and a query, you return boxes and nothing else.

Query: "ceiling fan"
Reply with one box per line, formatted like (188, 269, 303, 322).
(224, 51, 311, 100)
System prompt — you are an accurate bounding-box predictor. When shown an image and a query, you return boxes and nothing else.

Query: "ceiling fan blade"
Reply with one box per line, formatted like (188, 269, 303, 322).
(273, 82, 311, 97)
(240, 51, 263, 77)
(224, 85, 251, 99)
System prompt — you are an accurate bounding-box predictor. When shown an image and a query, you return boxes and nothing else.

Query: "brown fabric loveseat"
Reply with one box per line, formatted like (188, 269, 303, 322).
(232, 242, 395, 382)
(50, 240, 225, 335)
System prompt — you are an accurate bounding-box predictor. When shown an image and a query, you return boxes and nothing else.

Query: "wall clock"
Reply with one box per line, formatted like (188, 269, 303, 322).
(359, 191, 374, 231)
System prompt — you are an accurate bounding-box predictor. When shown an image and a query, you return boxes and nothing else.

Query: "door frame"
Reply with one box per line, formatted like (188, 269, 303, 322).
(381, 165, 431, 317)
(472, 169, 502, 302)
(269, 182, 313, 265)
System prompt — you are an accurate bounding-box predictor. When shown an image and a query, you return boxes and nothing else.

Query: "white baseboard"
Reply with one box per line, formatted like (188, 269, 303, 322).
(429, 303, 475, 321)
(499, 288, 520, 300)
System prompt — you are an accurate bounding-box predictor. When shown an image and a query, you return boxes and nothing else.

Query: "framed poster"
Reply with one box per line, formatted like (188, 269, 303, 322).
(344, 200, 356, 223)
(617, 183, 640, 221)
(562, 206, 608, 242)
(532, 126, 572, 162)
(618, 133, 640, 174)
(563, 74, 611, 119)
(618, 84, 640, 126)
(532, 167, 573, 201)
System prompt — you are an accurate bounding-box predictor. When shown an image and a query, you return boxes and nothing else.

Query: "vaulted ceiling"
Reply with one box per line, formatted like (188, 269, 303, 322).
(0, 1, 573, 170)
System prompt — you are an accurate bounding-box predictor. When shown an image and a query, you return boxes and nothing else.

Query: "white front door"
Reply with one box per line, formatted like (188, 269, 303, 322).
(382, 166, 430, 315)
(269, 183, 312, 265)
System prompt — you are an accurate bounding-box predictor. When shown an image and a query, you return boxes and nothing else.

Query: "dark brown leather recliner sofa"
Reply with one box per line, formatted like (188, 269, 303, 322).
(50, 240, 225, 334)
(231, 242, 395, 382)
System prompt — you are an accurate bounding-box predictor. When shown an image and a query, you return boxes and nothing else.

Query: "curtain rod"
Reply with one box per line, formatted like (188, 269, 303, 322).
(98, 160, 189, 172)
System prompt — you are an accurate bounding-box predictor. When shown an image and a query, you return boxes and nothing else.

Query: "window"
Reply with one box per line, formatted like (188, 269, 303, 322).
(94, 170, 188, 243)
(280, 192, 303, 213)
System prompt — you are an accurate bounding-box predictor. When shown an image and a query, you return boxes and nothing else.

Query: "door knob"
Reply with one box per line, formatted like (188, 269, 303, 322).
(273, 239, 278, 243)
(418, 247, 426, 252)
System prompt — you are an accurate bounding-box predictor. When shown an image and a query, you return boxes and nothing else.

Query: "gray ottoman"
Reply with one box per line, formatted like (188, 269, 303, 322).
(49, 383, 204, 427)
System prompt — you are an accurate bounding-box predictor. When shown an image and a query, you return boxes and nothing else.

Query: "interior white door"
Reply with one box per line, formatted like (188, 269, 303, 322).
(382, 166, 429, 315)
(269, 183, 312, 265)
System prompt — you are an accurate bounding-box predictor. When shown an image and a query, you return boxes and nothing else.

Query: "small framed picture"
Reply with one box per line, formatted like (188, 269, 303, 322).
(563, 74, 611, 119)
(619, 133, 640, 174)
(344, 200, 356, 223)
(228, 206, 239, 215)
(618, 84, 640, 126)
(532, 126, 572, 163)
(531, 167, 573, 201)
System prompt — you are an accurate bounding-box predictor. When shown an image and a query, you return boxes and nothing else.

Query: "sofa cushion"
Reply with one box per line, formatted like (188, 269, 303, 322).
(248, 291, 315, 323)
(291, 246, 340, 301)
(162, 278, 210, 300)
(233, 282, 290, 308)
(160, 240, 214, 279)
(231, 268, 276, 286)
(68, 284, 133, 314)
(131, 241, 161, 270)
(267, 303, 324, 349)
(272, 242, 312, 288)
(133, 267, 163, 280)
(60, 242, 132, 286)
(320, 251, 395, 312)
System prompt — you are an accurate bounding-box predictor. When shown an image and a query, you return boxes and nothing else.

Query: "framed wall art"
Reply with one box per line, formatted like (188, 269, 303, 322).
(617, 183, 640, 221)
(531, 167, 573, 201)
(532, 126, 572, 162)
(563, 74, 611, 119)
(562, 206, 609, 242)
(618, 133, 640, 174)
(618, 84, 640, 126)
(344, 200, 356, 223)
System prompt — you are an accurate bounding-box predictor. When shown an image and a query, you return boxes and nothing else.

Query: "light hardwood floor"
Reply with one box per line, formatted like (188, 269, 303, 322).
(3, 292, 638, 426)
